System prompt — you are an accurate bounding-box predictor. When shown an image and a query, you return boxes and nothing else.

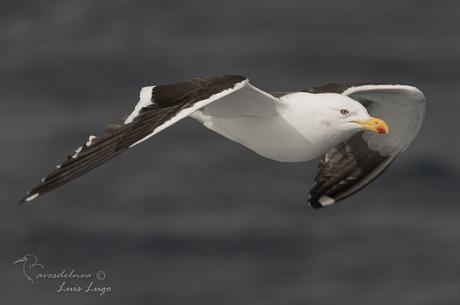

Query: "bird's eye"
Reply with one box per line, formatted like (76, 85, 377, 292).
(340, 109, 350, 116)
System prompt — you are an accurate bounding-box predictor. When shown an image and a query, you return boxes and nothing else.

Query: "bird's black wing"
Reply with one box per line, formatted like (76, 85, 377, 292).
(307, 83, 426, 208)
(20, 75, 248, 203)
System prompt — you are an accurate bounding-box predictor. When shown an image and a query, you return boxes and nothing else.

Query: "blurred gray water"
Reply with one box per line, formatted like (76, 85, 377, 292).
(1, 1, 460, 304)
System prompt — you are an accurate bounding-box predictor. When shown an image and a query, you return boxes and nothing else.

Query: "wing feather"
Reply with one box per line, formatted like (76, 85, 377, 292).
(308, 83, 426, 208)
(20, 75, 248, 203)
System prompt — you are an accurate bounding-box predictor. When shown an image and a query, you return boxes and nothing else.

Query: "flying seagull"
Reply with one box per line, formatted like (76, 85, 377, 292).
(20, 75, 426, 208)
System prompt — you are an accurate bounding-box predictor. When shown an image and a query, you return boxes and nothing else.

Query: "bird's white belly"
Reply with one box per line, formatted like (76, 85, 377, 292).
(191, 110, 325, 162)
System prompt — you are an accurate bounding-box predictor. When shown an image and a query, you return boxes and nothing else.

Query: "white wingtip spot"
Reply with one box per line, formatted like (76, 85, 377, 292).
(72, 146, 83, 159)
(25, 193, 39, 202)
(86, 135, 97, 147)
(319, 196, 335, 207)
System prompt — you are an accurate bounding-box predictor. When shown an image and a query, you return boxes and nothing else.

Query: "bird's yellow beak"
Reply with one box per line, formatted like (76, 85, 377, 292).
(353, 116, 389, 134)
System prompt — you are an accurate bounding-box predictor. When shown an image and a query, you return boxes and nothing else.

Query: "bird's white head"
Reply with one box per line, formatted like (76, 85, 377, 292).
(279, 92, 389, 156)
(316, 94, 389, 136)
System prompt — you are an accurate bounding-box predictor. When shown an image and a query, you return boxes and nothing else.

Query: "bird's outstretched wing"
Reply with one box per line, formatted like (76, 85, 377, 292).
(20, 75, 258, 203)
(308, 83, 426, 208)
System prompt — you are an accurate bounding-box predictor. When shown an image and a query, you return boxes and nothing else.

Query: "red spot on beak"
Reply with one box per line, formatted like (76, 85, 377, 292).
(377, 127, 386, 134)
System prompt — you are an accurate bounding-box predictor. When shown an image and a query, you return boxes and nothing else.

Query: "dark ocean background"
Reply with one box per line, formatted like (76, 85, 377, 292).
(1, 1, 460, 304)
